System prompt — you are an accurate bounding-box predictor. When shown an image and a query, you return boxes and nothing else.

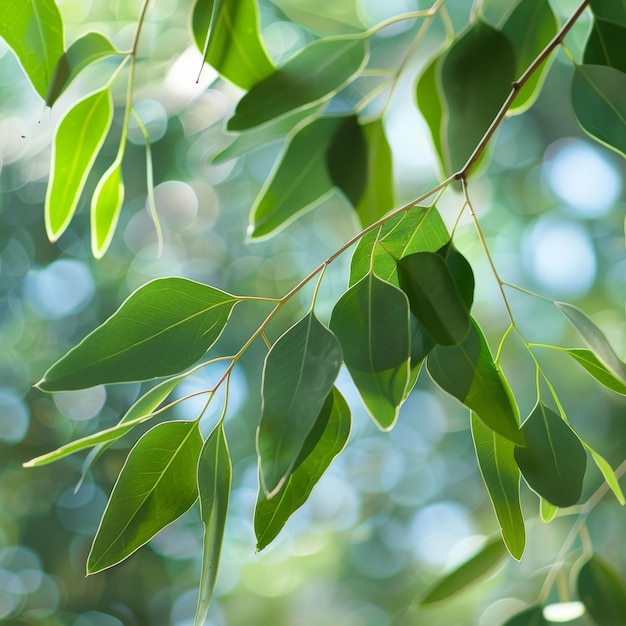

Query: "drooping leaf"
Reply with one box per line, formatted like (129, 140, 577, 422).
(45, 88, 113, 242)
(37, 278, 239, 391)
(570, 64, 626, 158)
(564, 349, 626, 395)
(87, 420, 202, 574)
(471, 414, 525, 560)
(419, 536, 507, 605)
(91, 158, 124, 258)
(502, 606, 549, 626)
(436, 242, 475, 310)
(397, 252, 471, 346)
(586, 447, 625, 505)
(46, 32, 121, 107)
(416, 52, 445, 166)
(584, 18, 626, 74)
(0, 0, 64, 99)
(514, 403, 587, 507)
(255, 386, 350, 551)
(577, 555, 626, 625)
(228, 35, 368, 130)
(194, 423, 231, 626)
(540, 498, 557, 522)
(589, 0, 626, 27)
(440, 20, 515, 172)
(247, 115, 343, 239)
(427, 319, 523, 444)
(191, 0, 274, 89)
(330, 273, 410, 430)
(501, 0, 558, 115)
(257, 312, 342, 496)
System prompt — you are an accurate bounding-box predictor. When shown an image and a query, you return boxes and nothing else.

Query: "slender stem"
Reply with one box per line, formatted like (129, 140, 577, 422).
(365, 0, 447, 37)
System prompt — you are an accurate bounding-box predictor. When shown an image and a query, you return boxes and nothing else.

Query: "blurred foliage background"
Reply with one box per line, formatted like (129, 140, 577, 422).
(1, 0, 625, 624)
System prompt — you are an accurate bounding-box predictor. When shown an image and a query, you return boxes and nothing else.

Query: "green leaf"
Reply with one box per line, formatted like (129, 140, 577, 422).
(586, 447, 625, 505)
(228, 35, 368, 130)
(427, 319, 523, 444)
(440, 20, 515, 172)
(471, 414, 525, 560)
(191, 0, 274, 90)
(590, 0, 626, 28)
(255, 386, 350, 551)
(564, 349, 626, 395)
(247, 115, 343, 239)
(501, 0, 558, 115)
(91, 158, 124, 258)
(501, 606, 548, 626)
(514, 402, 587, 507)
(437, 242, 475, 310)
(330, 273, 410, 430)
(416, 52, 445, 167)
(257, 312, 342, 497)
(45, 88, 113, 242)
(577, 555, 626, 625)
(0, 0, 64, 99)
(555, 302, 626, 386)
(418, 536, 507, 605)
(397, 252, 471, 346)
(540, 498, 557, 522)
(194, 423, 231, 626)
(584, 18, 626, 74)
(37, 278, 239, 391)
(87, 420, 202, 574)
(46, 32, 121, 107)
(570, 64, 626, 158)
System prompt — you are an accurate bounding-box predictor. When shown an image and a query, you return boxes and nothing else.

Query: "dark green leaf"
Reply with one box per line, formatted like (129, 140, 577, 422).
(590, 0, 626, 27)
(191, 0, 274, 89)
(441, 20, 515, 172)
(437, 242, 474, 310)
(502, 606, 548, 626)
(471, 414, 525, 560)
(46, 32, 121, 106)
(564, 348, 626, 395)
(257, 312, 342, 496)
(0, 0, 64, 99)
(577, 555, 626, 625)
(419, 536, 507, 605)
(514, 402, 587, 507)
(91, 158, 124, 258)
(397, 252, 471, 346)
(228, 36, 368, 130)
(330, 273, 410, 430)
(45, 88, 113, 242)
(427, 319, 523, 444)
(37, 278, 239, 391)
(195, 423, 231, 626)
(584, 18, 626, 73)
(87, 420, 202, 574)
(255, 387, 350, 551)
(571, 64, 626, 158)
(416, 52, 445, 167)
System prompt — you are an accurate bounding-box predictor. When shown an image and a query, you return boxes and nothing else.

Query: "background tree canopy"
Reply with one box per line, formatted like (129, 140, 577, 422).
(1, 0, 625, 624)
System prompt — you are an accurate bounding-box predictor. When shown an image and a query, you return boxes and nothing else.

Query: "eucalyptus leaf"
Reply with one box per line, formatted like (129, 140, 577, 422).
(563, 349, 626, 395)
(502, 606, 548, 626)
(416, 52, 445, 166)
(87, 420, 202, 574)
(586, 447, 625, 505)
(577, 555, 626, 625)
(91, 158, 124, 258)
(590, 0, 626, 27)
(584, 18, 626, 73)
(37, 278, 239, 391)
(540, 498, 557, 523)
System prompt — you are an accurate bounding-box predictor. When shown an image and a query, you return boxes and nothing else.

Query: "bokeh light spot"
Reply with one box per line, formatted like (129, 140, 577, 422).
(0, 390, 28, 443)
(53, 385, 106, 421)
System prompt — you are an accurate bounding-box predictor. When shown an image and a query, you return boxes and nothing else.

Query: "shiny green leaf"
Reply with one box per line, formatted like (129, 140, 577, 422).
(255, 387, 350, 551)
(590, 0, 626, 27)
(191, 0, 273, 89)
(577, 555, 626, 625)
(228, 35, 368, 130)
(565, 349, 626, 395)
(416, 52, 445, 166)
(330, 274, 410, 430)
(502, 606, 548, 626)
(540, 498, 557, 522)
(419, 536, 507, 605)
(195, 423, 231, 626)
(584, 18, 626, 73)
(87, 420, 202, 574)
(514, 402, 587, 507)
(586, 447, 625, 505)
(471, 414, 525, 560)
(45, 88, 113, 242)
(37, 278, 239, 391)
(0, 0, 64, 99)
(91, 158, 124, 258)
(257, 312, 342, 496)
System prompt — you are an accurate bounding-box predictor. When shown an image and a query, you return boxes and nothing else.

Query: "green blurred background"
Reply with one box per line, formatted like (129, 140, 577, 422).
(1, 0, 625, 624)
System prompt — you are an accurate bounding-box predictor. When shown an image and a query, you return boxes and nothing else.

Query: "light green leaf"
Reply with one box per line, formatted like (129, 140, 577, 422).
(570, 64, 626, 158)
(37, 278, 239, 391)
(590, 0, 626, 27)
(87, 420, 202, 574)
(228, 35, 368, 130)
(0, 0, 64, 99)
(91, 158, 124, 258)
(586, 447, 625, 505)
(502, 606, 548, 626)
(577, 555, 626, 625)
(46, 32, 121, 107)
(419, 536, 507, 605)
(416, 52, 445, 166)
(540, 498, 557, 522)
(194, 423, 231, 626)
(471, 414, 525, 560)
(501, 0, 558, 115)
(45, 88, 113, 242)
(255, 386, 350, 551)
(330, 273, 410, 430)
(191, 0, 274, 89)
(565, 349, 626, 395)
(427, 319, 523, 444)
(514, 402, 587, 507)
(584, 18, 626, 73)
(257, 312, 342, 497)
